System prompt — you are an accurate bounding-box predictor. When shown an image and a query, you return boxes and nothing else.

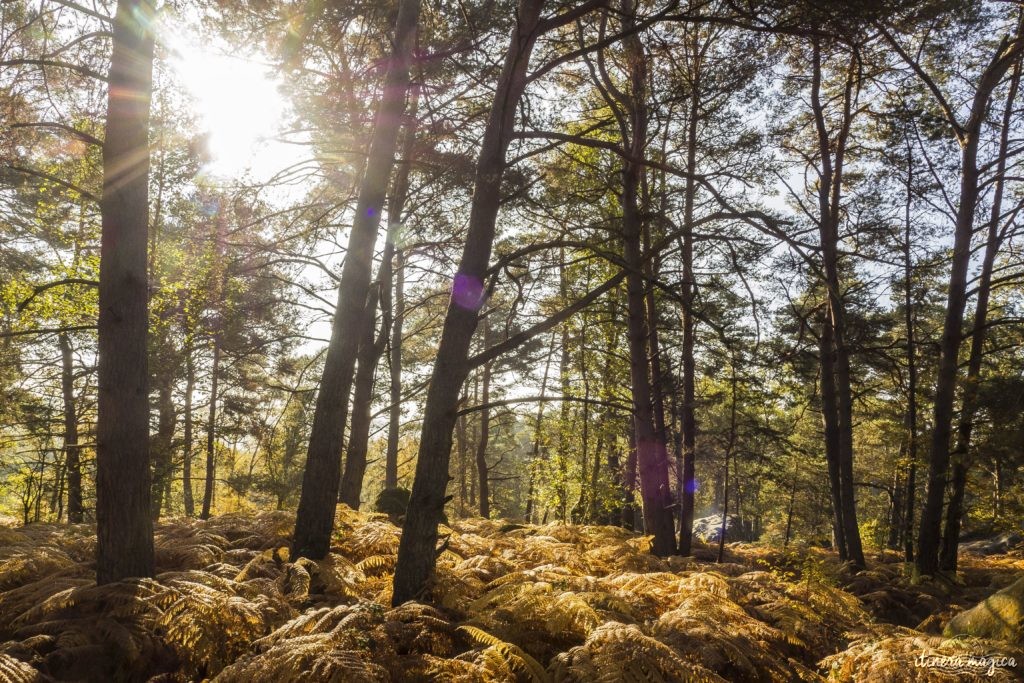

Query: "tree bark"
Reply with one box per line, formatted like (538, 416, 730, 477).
(939, 54, 1021, 572)
(292, 0, 421, 561)
(182, 341, 195, 517)
(58, 333, 83, 523)
(617, 0, 676, 557)
(392, 0, 546, 605)
(906, 23, 1023, 578)
(201, 335, 220, 520)
(150, 375, 176, 520)
(338, 284, 384, 509)
(95, 0, 155, 584)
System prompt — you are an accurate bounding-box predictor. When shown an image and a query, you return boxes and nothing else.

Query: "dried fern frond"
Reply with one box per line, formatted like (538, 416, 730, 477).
(550, 622, 726, 683)
(0, 654, 48, 683)
(214, 636, 389, 683)
(159, 582, 268, 676)
(459, 625, 550, 683)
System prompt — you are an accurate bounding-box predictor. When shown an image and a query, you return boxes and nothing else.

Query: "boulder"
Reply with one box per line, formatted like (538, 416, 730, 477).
(944, 575, 1024, 645)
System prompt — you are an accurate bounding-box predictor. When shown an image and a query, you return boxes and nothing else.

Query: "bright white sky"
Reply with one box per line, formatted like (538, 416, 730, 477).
(162, 20, 306, 182)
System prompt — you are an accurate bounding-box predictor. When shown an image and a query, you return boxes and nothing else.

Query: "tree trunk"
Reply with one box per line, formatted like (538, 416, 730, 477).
(385, 93, 417, 490)
(58, 333, 83, 523)
(339, 284, 384, 509)
(820, 321, 848, 560)
(182, 342, 195, 517)
(201, 336, 220, 520)
(617, 0, 676, 557)
(717, 361, 738, 563)
(150, 375, 176, 520)
(810, 42, 864, 567)
(95, 0, 156, 584)
(525, 332, 556, 523)
(913, 24, 1022, 579)
(392, 0, 546, 606)
(939, 55, 1021, 572)
(475, 359, 492, 518)
(622, 429, 638, 530)
(678, 52, 700, 556)
(292, 0, 421, 561)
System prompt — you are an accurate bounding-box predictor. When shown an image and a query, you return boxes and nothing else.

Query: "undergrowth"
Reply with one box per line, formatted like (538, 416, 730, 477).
(0, 509, 1021, 682)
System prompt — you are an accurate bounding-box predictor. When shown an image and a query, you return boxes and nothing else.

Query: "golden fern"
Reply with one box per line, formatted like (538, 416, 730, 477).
(0, 654, 47, 683)
(550, 622, 727, 683)
(458, 624, 550, 683)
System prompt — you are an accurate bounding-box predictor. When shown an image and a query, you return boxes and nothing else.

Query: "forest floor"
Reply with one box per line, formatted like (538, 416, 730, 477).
(0, 509, 1022, 682)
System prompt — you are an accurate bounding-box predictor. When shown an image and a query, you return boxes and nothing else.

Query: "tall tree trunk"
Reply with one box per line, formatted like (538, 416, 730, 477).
(810, 42, 864, 567)
(392, 0, 546, 606)
(717, 360, 738, 563)
(95, 0, 156, 584)
(678, 47, 700, 556)
(150, 376, 176, 520)
(622, 429, 638, 530)
(939, 55, 1021, 572)
(617, 0, 676, 557)
(900, 137, 919, 563)
(339, 284, 385, 509)
(385, 92, 418, 490)
(525, 332, 556, 523)
(911, 24, 1023, 578)
(201, 335, 220, 520)
(820, 321, 848, 560)
(182, 341, 195, 517)
(58, 333, 83, 523)
(475, 359, 492, 518)
(292, 0, 421, 561)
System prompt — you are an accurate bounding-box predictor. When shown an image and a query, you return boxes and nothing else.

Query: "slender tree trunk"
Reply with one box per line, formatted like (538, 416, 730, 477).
(811, 42, 864, 566)
(820, 321, 848, 560)
(939, 56, 1021, 572)
(525, 332, 556, 522)
(293, 0, 421, 561)
(475, 360, 492, 518)
(95, 0, 155, 584)
(339, 284, 384, 509)
(678, 57, 700, 556)
(201, 336, 220, 520)
(900, 138, 919, 564)
(717, 361, 738, 563)
(151, 376, 176, 520)
(456, 413, 468, 516)
(617, 0, 675, 557)
(385, 93, 418, 490)
(913, 25, 1023, 578)
(622, 429, 638, 530)
(59, 333, 83, 523)
(392, 0, 546, 605)
(182, 342, 195, 517)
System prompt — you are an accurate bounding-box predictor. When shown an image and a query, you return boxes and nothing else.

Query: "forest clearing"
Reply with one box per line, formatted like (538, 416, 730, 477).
(3, 0, 1024, 680)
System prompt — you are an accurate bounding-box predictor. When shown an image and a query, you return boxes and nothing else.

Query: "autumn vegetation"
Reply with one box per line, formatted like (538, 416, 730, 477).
(3, 0, 1024, 680)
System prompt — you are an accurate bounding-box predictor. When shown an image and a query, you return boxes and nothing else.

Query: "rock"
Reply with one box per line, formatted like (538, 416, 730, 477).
(961, 532, 1023, 556)
(944, 575, 1024, 645)
(691, 514, 746, 543)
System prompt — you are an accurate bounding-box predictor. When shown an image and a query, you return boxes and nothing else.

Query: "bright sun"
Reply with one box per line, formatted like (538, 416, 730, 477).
(166, 32, 295, 180)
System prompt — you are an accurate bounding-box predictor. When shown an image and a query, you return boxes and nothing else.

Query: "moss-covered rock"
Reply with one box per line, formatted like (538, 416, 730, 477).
(944, 576, 1024, 645)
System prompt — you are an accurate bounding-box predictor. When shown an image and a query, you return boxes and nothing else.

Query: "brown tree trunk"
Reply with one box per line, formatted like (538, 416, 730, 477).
(525, 332, 556, 523)
(677, 51, 700, 556)
(475, 358, 492, 518)
(293, 0, 421, 561)
(622, 429, 638, 530)
(810, 42, 864, 567)
(182, 341, 195, 517)
(150, 375, 176, 520)
(911, 24, 1023, 578)
(339, 284, 385, 509)
(58, 333, 83, 523)
(617, 0, 676, 557)
(392, 0, 546, 605)
(939, 55, 1021, 572)
(95, 0, 155, 584)
(820, 321, 848, 560)
(201, 336, 220, 520)
(385, 93, 417, 490)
